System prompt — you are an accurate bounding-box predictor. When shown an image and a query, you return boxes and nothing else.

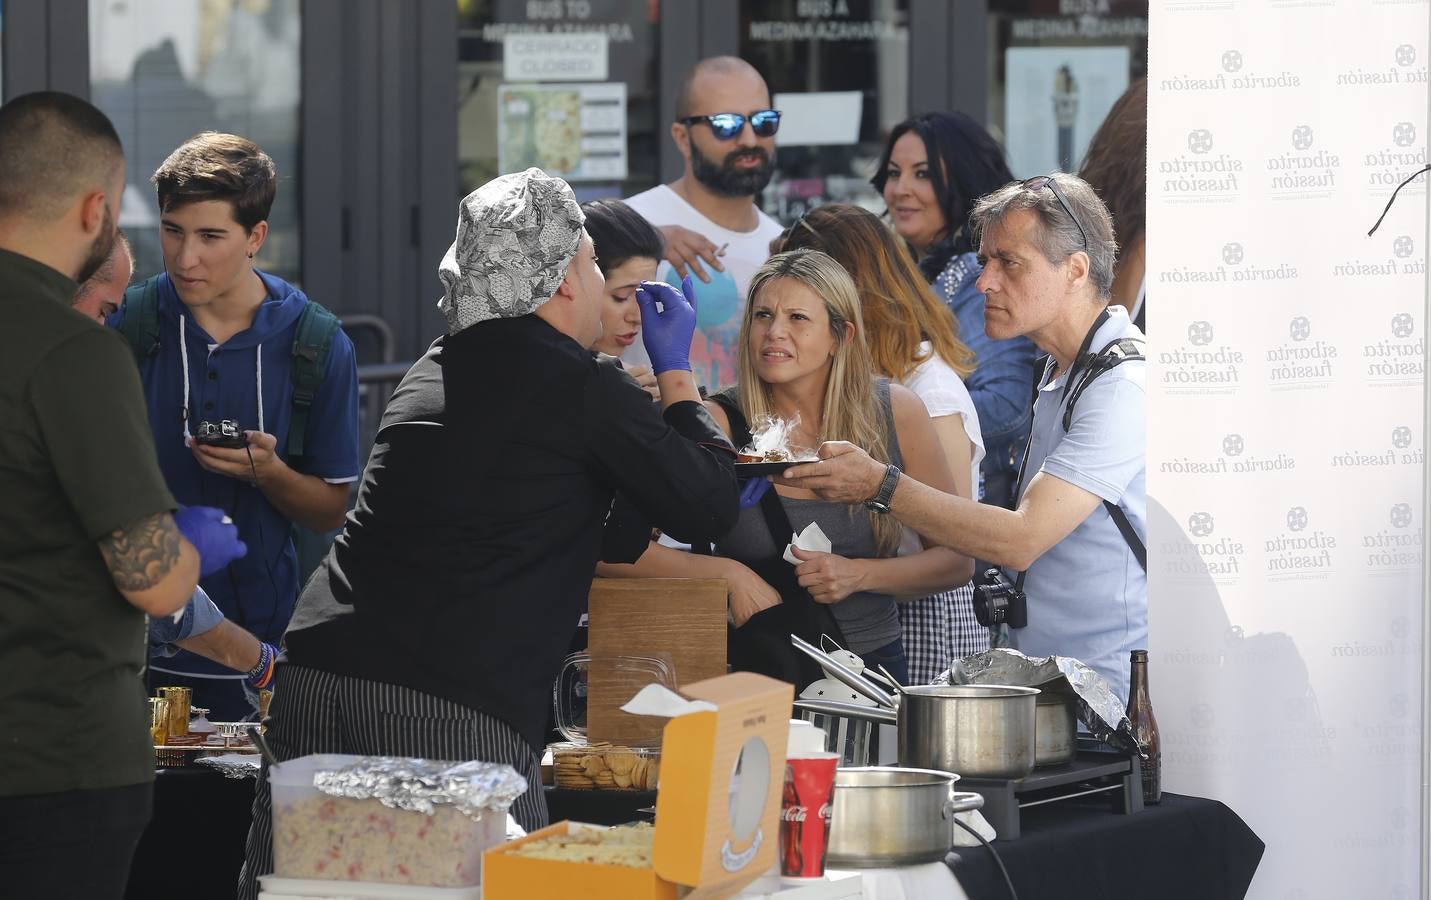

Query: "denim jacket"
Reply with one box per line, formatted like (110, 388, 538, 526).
(932, 252, 1040, 509)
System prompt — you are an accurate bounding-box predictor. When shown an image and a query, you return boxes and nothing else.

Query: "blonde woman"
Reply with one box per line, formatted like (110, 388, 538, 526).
(777, 203, 986, 683)
(599, 249, 964, 685)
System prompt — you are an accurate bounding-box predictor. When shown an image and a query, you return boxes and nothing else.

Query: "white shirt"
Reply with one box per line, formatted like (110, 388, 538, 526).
(622, 185, 785, 393)
(897, 343, 985, 558)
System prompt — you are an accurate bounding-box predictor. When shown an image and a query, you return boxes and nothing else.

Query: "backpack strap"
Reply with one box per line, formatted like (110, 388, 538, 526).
(1060, 336, 1147, 572)
(287, 300, 341, 462)
(117, 276, 163, 363)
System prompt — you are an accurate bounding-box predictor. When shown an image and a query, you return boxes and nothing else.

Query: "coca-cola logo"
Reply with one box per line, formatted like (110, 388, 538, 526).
(782, 805, 808, 823)
(818, 801, 833, 821)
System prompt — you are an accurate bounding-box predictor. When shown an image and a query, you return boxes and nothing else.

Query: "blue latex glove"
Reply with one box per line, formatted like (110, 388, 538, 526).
(173, 505, 248, 577)
(633, 276, 698, 375)
(738, 477, 772, 509)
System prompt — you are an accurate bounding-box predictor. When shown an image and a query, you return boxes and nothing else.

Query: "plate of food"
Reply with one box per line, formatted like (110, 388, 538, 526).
(734, 450, 816, 476)
(734, 413, 816, 475)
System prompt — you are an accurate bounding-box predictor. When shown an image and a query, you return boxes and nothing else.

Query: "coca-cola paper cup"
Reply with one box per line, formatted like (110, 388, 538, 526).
(779, 753, 839, 880)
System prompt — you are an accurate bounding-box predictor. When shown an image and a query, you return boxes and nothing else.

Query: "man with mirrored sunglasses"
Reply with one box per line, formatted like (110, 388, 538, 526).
(622, 55, 785, 395)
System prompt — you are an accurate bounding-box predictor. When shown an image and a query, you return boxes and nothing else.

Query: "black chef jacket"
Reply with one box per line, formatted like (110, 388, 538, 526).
(283, 314, 739, 751)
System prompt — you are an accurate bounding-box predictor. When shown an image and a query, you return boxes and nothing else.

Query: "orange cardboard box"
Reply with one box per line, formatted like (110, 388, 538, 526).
(484, 672, 793, 900)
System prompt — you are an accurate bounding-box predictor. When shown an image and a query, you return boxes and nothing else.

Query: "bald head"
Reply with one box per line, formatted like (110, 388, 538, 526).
(72, 232, 133, 323)
(675, 57, 769, 119)
(0, 92, 123, 224)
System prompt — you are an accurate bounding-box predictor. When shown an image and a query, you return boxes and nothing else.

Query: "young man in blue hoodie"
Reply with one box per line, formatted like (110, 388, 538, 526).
(114, 132, 360, 719)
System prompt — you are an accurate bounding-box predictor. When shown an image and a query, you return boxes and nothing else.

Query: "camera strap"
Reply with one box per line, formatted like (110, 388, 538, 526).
(1007, 309, 1146, 588)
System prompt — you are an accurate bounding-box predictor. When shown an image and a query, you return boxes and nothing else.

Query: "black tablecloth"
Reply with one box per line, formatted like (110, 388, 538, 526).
(126, 767, 256, 900)
(949, 792, 1264, 900)
(129, 772, 1261, 900)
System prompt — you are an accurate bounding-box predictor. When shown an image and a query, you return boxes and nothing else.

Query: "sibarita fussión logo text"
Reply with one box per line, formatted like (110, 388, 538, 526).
(1364, 312, 1424, 382)
(1160, 321, 1241, 393)
(1266, 315, 1336, 388)
(1265, 506, 1336, 580)
(1161, 130, 1242, 201)
(1267, 125, 1341, 197)
(1160, 49, 1301, 91)
(1159, 240, 1297, 285)
(1160, 432, 1295, 475)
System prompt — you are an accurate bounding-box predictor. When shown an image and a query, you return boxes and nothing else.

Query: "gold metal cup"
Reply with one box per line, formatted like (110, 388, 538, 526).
(160, 686, 191, 737)
(149, 697, 169, 746)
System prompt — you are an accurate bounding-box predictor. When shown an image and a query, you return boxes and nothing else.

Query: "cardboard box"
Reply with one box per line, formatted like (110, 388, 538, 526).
(485, 672, 793, 900)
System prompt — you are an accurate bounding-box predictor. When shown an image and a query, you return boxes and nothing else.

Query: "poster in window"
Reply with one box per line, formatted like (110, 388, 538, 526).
(1004, 47, 1130, 178)
(497, 81, 628, 181)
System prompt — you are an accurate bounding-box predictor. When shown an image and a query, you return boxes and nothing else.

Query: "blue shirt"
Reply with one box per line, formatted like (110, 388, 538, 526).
(1008, 307, 1147, 703)
(932, 252, 1041, 507)
(148, 587, 226, 658)
(112, 271, 360, 675)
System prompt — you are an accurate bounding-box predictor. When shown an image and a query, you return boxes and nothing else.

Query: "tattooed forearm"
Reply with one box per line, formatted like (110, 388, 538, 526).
(98, 512, 182, 591)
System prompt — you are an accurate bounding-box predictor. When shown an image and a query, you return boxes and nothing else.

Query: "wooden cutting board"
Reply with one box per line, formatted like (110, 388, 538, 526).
(585, 577, 727, 747)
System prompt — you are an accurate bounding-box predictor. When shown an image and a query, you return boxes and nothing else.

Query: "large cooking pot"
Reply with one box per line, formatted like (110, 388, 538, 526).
(1035, 691, 1077, 767)
(826, 767, 984, 867)
(796, 684, 1040, 779)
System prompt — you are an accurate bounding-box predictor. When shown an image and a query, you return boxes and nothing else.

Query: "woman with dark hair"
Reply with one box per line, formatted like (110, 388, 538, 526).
(1080, 79, 1147, 330)
(777, 204, 987, 679)
(872, 112, 1040, 511)
(581, 198, 665, 396)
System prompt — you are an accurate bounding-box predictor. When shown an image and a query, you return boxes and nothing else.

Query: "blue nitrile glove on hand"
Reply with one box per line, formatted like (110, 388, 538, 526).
(738, 477, 772, 509)
(173, 504, 248, 577)
(634, 276, 698, 375)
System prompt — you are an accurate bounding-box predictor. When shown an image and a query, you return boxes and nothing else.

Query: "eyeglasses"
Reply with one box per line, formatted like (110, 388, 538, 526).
(678, 109, 782, 140)
(1022, 175, 1088, 251)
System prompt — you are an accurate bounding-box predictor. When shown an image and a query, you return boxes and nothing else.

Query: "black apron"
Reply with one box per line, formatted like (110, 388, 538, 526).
(707, 391, 848, 689)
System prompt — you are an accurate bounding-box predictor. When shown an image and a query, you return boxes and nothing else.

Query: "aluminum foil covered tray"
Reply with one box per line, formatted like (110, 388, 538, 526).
(943, 648, 1140, 755)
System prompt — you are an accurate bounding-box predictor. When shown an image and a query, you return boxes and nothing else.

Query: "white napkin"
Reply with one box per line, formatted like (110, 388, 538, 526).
(783, 521, 832, 565)
(620, 683, 717, 718)
(951, 808, 997, 846)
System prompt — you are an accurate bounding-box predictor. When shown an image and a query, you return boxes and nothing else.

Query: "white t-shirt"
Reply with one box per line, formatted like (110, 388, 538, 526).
(622, 185, 785, 393)
(897, 343, 985, 558)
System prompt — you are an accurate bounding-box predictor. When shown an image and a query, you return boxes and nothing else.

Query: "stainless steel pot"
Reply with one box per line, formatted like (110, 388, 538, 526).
(796, 684, 1040, 779)
(899, 684, 1039, 778)
(1035, 692, 1077, 767)
(826, 767, 984, 867)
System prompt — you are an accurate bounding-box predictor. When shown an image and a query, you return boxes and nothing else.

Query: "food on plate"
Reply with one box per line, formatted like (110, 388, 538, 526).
(507, 823, 655, 868)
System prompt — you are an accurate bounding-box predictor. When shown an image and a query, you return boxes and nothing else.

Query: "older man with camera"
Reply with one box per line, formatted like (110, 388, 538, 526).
(782, 173, 1146, 701)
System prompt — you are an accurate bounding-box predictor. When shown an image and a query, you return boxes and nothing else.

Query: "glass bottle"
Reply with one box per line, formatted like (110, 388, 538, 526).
(1126, 649, 1162, 804)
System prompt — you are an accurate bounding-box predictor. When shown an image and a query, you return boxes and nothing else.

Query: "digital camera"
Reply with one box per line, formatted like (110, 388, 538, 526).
(971, 567, 1028, 629)
(194, 419, 248, 449)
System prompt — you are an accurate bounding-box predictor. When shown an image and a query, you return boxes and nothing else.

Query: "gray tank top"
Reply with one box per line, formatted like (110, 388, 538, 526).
(714, 379, 904, 654)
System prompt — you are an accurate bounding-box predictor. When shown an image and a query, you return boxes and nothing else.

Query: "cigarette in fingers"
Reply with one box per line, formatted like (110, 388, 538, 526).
(716, 243, 729, 256)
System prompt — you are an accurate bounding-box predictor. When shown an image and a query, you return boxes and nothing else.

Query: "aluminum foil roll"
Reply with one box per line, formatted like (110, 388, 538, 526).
(312, 757, 528, 819)
(943, 648, 1140, 755)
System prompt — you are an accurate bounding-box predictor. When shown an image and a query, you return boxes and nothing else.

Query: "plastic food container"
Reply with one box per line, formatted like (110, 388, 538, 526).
(549, 743, 660, 792)
(269, 754, 510, 888)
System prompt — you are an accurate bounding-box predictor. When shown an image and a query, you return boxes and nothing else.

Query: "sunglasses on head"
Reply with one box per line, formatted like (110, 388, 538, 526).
(678, 109, 782, 140)
(1022, 175, 1088, 251)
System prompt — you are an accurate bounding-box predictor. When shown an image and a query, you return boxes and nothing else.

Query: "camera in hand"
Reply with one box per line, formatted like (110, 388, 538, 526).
(194, 419, 248, 449)
(971, 567, 1028, 629)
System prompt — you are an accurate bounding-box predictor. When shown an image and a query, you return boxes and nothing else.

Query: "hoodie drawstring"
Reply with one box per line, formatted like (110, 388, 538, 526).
(178, 313, 265, 441)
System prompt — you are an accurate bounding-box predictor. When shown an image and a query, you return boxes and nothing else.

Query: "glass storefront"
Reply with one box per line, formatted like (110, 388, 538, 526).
(985, 0, 1148, 178)
(739, 0, 909, 223)
(456, 0, 660, 203)
(88, 0, 303, 285)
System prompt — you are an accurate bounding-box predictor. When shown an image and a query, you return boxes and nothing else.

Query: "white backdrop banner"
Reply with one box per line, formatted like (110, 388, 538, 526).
(1149, 2, 1427, 898)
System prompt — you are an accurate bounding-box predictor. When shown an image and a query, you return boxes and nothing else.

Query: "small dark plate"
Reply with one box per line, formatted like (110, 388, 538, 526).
(734, 460, 815, 476)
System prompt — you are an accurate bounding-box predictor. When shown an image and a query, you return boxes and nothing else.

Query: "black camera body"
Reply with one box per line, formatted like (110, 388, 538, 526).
(194, 419, 248, 449)
(971, 567, 1028, 629)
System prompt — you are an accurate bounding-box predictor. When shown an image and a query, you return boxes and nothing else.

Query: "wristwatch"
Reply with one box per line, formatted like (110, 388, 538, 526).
(863, 464, 902, 514)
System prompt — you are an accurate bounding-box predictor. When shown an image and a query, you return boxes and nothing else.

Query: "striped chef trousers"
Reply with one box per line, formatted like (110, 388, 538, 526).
(236, 663, 547, 900)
